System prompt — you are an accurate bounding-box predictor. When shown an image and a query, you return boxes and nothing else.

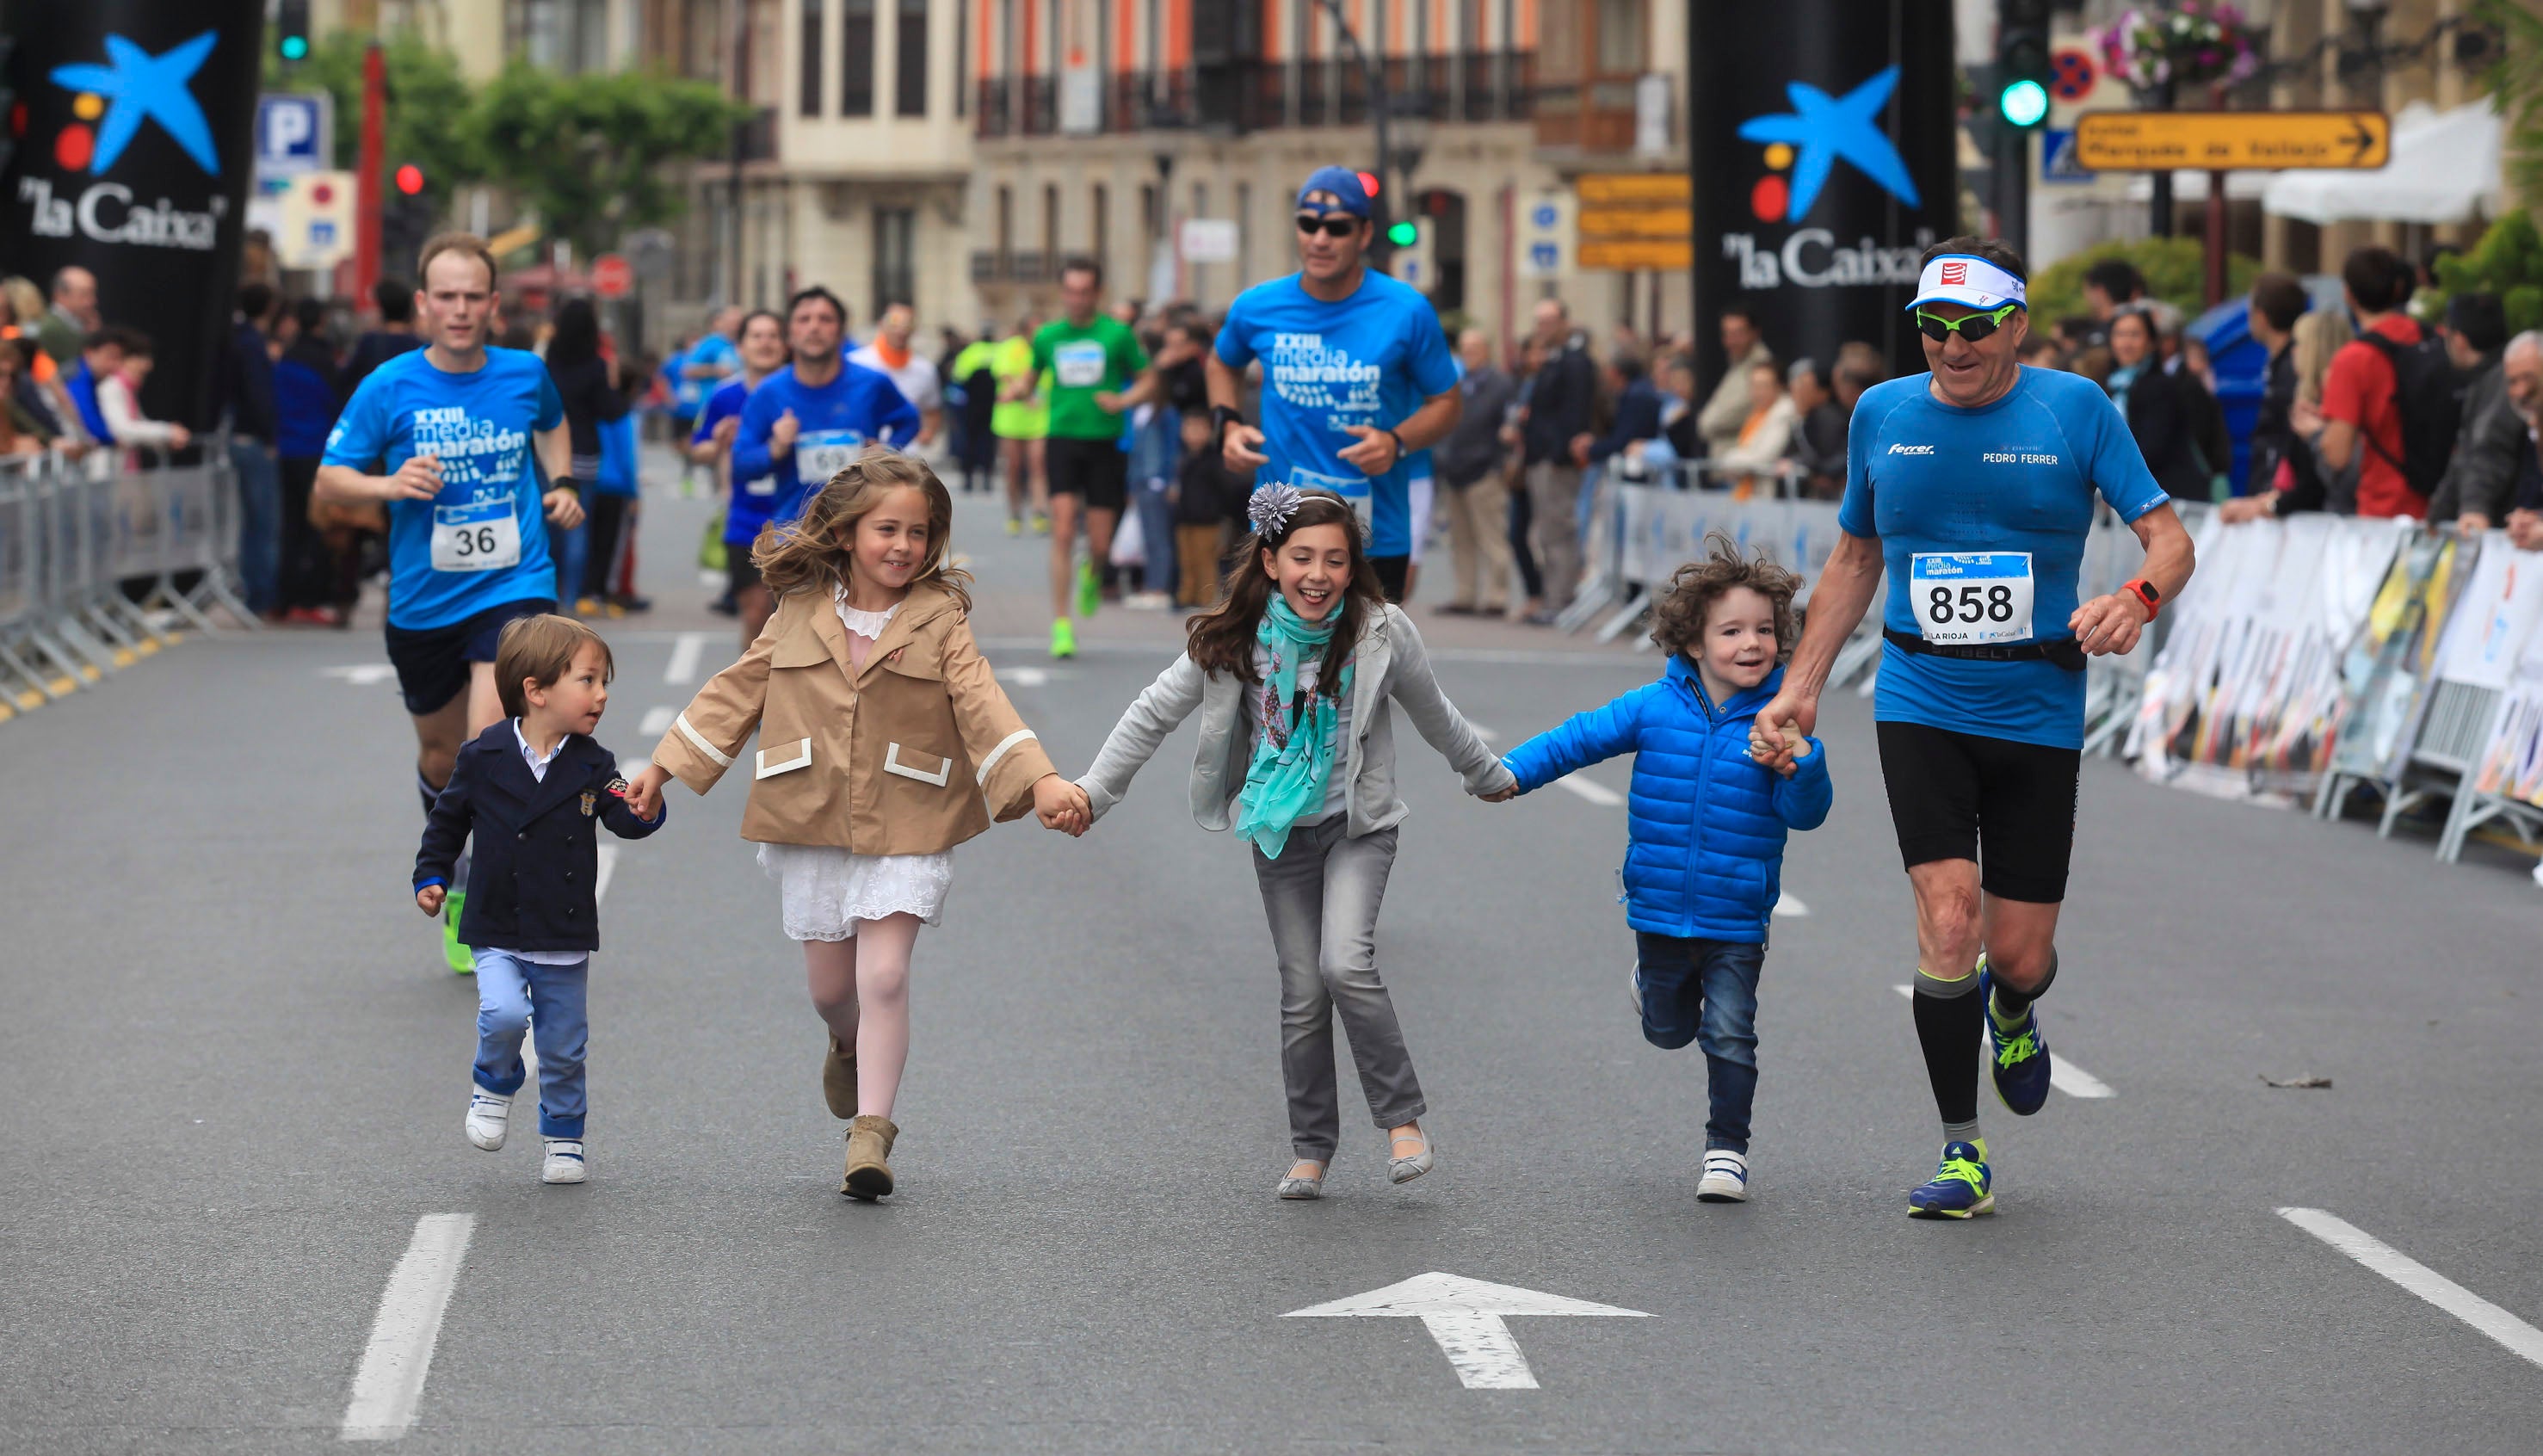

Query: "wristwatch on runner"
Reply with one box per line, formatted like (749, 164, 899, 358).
(1212, 404, 1246, 451)
(2122, 577, 2161, 619)
(553, 477, 582, 498)
(1384, 428, 1407, 466)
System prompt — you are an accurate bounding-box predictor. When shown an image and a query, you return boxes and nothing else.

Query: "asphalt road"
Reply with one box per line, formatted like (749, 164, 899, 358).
(4, 472, 2540, 1453)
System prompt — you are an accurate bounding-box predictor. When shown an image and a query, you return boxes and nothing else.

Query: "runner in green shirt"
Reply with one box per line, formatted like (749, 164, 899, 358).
(990, 316, 1049, 538)
(1006, 259, 1156, 657)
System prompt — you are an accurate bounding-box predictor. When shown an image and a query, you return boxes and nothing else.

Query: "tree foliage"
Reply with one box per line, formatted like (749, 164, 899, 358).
(265, 32, 482, 211)
(2432, 211, 2543, 336)
(464, 65, 745, 260)
(2477, 0, 2543, 216)
(2027, 236, 2262, 327)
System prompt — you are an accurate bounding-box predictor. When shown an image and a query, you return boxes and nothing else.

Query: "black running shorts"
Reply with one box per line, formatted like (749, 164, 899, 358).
(384, 597, 556, 716)
(1875, 720, 2082, 904)
(1044, 436, 1129, 511)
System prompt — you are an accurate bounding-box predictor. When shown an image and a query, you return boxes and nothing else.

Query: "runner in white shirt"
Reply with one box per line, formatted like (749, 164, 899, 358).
(849, 303, 943, 447)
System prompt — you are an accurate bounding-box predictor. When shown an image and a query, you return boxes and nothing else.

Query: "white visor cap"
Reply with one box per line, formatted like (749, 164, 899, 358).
(1905, 254, 2027, 315)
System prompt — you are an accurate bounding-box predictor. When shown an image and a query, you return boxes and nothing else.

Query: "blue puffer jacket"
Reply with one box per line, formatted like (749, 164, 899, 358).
(1502, 658, 1831, 943)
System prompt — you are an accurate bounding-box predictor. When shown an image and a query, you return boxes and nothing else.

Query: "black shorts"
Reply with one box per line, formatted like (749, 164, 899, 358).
(728, 553, 763, 597)
(1045, 436, 1128, 511)
(1370, 554, 1410, 603)
(384, 597, 555, 716)
(1875, 720, 2081, 904)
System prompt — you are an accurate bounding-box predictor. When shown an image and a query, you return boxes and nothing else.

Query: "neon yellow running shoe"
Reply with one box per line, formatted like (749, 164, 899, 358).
(1076, 558, 1102, 619)
(1907, 1139, 1993, 1218)
(1006, 516, 1022, 536)
(1051, 618, 1077, 659)
(1032, 512, 1051, 536)
(442, 892, 476, 976)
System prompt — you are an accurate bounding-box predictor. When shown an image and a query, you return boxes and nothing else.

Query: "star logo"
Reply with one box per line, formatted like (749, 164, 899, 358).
(48, 30, 222, 178)
(1735, 65, 1920, 224)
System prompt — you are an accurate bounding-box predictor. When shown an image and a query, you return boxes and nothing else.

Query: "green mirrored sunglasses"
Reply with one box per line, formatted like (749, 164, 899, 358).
(1915, 304, 2021, 344)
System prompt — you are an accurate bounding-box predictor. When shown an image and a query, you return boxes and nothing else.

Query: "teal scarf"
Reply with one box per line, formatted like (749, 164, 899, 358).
(1231, 595, 1354, 859)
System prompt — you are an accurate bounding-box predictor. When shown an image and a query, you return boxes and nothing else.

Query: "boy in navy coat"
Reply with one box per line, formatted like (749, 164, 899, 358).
(415, 614, 664, 1183)
(1499, 535, 1831, 1204)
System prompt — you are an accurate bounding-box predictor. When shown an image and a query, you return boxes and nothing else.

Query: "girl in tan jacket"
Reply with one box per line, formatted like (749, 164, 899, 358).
(626, 451, 1088, 1200)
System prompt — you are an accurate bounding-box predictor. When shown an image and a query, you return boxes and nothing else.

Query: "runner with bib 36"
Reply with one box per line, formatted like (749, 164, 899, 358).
(316, 233, 585, 977)
(1750, 238, 2194, 1219)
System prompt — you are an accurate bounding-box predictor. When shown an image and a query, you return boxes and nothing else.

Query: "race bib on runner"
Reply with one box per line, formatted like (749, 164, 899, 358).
(430, 499, 522, 573)
(741, 472, 777, 497)
(1911, 552, 2034, 645)
(795, 429, 867, 484)
(1291, 468, 1373, 534)
(1052, 340, 1106, 388)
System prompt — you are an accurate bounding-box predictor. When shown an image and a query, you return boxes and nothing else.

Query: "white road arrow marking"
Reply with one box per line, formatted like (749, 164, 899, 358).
(1890, 984, 2114, 1097)
(321, 664, 399, 686)
(1283, 1271, 1648, 1390)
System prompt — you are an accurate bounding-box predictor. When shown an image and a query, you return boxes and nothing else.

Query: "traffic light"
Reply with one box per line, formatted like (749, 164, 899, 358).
(1386, 219, 1418, 248)
(1996, 0, 2050, 129)
(395, 163, 424, 196)
(277, 0, 312, 63)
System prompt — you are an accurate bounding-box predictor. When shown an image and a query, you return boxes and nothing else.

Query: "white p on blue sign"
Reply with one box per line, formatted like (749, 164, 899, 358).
(256, 93, 334, 182)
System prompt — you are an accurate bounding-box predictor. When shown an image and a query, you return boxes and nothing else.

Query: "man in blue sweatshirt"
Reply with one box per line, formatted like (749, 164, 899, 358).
(731, 287, 922, 527)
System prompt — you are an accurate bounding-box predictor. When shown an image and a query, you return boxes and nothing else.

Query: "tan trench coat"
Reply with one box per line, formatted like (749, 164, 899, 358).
(651, 579, 1057, 854)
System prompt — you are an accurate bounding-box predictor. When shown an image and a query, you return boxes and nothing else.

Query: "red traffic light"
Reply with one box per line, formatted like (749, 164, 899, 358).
(1355, 170, 1380, 198)
(394, 163, 424, 196)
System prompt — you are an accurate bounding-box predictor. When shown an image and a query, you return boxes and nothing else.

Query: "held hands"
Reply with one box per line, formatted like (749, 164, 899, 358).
(622, 762, 673, 822)
(1479, 783, 1519, 803)
(1223, 423, 1271, 473)
(542, 487, 585, 530)
(770, 408, 801, 456)
(385, 453, 443, 502)
(1034, 774, 1091, 836)
(2069, 589, 2152, 657)
(1336, 424, 1401, 477)
(1748, 689, 1818, 775)
(416, 884, 447, 916)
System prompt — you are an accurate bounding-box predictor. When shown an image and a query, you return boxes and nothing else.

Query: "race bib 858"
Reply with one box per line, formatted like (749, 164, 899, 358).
(1911, 552, 2034, 645)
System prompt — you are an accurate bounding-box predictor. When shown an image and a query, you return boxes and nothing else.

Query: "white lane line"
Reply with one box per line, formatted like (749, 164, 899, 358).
(1553, 774, 1624, 807)
(2279, 1207, 2543, 1370)
(322, 664, 399, 686)
(1003, 666, 1052, 688)
(595, 843, 620, 904)
(1472, 725, 1498, 741)
(1888, 984, 2114, 1098)
(637, 706, 674, 737)
(1775, 891, 1809, 917)
(340, 1213, 476, 1441)
(664, 632, 709, 685)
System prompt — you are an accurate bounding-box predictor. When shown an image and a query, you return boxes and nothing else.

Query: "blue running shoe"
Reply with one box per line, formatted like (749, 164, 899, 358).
(1907, 1140, 1995, 1219)
(1979, 962, 2052, 1116)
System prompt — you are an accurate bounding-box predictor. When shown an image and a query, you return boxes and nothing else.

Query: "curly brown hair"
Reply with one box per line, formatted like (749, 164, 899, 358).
(1182, 491, 1383, 694)
(1648, 532, 1801, 663)
(751, 447, 972, 611)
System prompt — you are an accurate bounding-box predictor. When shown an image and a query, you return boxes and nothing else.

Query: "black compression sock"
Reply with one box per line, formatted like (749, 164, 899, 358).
(418, 770, 443, 817)
(1989, 950, 2060, 1021)
(1912, 968, 1985, 1130)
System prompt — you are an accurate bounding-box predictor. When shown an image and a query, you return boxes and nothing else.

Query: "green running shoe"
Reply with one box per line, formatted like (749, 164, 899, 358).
(1075, 558, 1102, 619)
(1050, 617, 1077, 659)
(441, 892, 476, 976)
(1907, 1139, 1994, 1219)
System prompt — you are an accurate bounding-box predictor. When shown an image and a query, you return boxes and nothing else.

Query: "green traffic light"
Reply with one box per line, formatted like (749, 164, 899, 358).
(1998, 78, 2049, 128)
(281, 37, 309, 60)
(1386, 221, 1418, 247)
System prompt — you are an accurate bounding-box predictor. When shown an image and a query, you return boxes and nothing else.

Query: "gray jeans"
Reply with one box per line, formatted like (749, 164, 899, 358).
(1525, 460, 1583, 611)
(1251, 818, 1424, 1160)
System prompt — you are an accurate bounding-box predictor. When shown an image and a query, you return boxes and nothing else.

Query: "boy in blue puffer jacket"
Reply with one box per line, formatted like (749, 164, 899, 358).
(1499, 534, 1831, 1204)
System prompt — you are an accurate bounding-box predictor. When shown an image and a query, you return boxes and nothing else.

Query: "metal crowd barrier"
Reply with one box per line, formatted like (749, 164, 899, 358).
(0, 442, 255, 722)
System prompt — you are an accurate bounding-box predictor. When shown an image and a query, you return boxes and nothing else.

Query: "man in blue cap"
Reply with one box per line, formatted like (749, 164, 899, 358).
(1208, 165, 1462, 601)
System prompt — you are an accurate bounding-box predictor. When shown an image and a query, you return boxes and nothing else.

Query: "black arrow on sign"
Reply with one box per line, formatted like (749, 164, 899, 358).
(2347, 115, 2378, 163)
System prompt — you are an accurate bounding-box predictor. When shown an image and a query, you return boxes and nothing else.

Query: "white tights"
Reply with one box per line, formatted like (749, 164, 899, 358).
(801, 913, 919, 1120)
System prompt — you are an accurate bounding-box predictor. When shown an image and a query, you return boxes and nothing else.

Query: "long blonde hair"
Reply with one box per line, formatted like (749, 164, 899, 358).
(752, 447, 972, 610)
(2292, 307, 2355, 406)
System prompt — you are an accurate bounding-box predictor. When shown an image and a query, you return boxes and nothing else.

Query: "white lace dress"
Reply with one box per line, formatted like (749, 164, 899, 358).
(756, 596, 956, 941)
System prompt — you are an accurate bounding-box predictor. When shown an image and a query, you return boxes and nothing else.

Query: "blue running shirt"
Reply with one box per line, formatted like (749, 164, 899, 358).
(1213, 270, 1459, 558)
(323, 347, 565, 631)
(730, 361, 922, 525)
(1837, 366, 2169, 750)
(692, 376, 779, 545)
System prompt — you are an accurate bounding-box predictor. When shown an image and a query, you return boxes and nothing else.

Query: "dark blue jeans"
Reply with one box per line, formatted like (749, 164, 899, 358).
(1633, 932, 1765, 1153)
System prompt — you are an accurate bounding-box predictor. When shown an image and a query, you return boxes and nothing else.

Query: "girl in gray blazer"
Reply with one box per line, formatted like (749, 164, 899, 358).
(1075, 486, 1516, 1200)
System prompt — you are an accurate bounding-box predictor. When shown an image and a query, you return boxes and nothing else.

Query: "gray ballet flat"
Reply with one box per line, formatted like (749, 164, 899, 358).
(1277, 1160, 1328, 1200)
(1388, 1127, 1435, 1185)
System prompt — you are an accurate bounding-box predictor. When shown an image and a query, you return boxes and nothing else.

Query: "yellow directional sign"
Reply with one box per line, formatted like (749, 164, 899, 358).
(1577, 207, 1693, 240)
(1578, 239, 1694, 272)
(2072, 110, 2390, 171)
(1577, 173, 1692, 205)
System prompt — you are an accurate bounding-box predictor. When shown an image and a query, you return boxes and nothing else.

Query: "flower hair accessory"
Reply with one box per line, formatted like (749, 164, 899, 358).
(1247, 482, 1307, 538)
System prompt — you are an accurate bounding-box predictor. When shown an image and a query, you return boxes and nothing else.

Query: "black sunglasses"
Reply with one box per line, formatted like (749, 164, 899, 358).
(1294, 213, 1361, 238)
(1914, 305, 2021, 344)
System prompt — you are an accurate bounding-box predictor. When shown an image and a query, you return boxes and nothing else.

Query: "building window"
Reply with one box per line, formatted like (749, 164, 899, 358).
(997, 184, 1015, 268)
(873, 207, 917, 318)
(843, 0, 876, 115)
(896, 0, 929, 116)
(1091, 183, 1108, 280)
(1042, 183, 1061, 263)
(800, 0, 824, 116)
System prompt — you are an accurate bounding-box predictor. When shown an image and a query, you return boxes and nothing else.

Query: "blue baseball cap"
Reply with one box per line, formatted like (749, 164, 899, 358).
(1296, 166, 1372, 219)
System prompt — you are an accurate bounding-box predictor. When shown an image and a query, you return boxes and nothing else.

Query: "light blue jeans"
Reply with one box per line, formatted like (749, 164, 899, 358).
(227, 438, 280, 615)
(472, 950, 590, 1139)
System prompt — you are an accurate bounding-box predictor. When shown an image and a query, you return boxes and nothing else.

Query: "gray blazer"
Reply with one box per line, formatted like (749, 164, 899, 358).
(1077, 602, 1515, 838)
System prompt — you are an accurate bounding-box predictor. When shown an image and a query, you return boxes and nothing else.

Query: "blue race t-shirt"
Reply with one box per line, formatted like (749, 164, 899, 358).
(1213, 270, 1459, 558)
(595, 411, 639, 497)
(692, 376, 780, 545)
(680, 333, 737, 414)
(1838, 366, 2169, 750)
(731, 361, 921, 524)
(323, 347, 565, 631)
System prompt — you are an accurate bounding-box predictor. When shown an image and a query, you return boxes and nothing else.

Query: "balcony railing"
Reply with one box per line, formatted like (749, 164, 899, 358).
(1109, 71, 1196, 132)
(972, 54, 1534, 139)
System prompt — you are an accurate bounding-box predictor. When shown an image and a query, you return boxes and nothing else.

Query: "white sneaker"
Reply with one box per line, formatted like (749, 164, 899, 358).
(1697, 1150, 1750, 1203)
(541, 1139, 587, 1184)
(465, 1087, 511, 1151)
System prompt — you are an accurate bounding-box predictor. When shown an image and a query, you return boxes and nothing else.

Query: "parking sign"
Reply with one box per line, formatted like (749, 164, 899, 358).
(256, 93, 333, 187)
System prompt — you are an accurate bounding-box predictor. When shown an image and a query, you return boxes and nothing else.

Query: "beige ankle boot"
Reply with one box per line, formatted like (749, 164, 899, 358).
(821, 1034, 857, 1120)
(842, 1114, 899, 1200)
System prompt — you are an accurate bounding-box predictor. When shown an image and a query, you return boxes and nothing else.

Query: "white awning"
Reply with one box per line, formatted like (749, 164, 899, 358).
(2262, 101, 2506, 225)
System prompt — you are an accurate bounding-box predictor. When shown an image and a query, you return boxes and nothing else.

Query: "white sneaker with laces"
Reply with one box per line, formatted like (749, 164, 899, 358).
(465, 1087, 511, 1151)
(541, 1139, 587, 1184)
(1697, 1150, 1750, 1203)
